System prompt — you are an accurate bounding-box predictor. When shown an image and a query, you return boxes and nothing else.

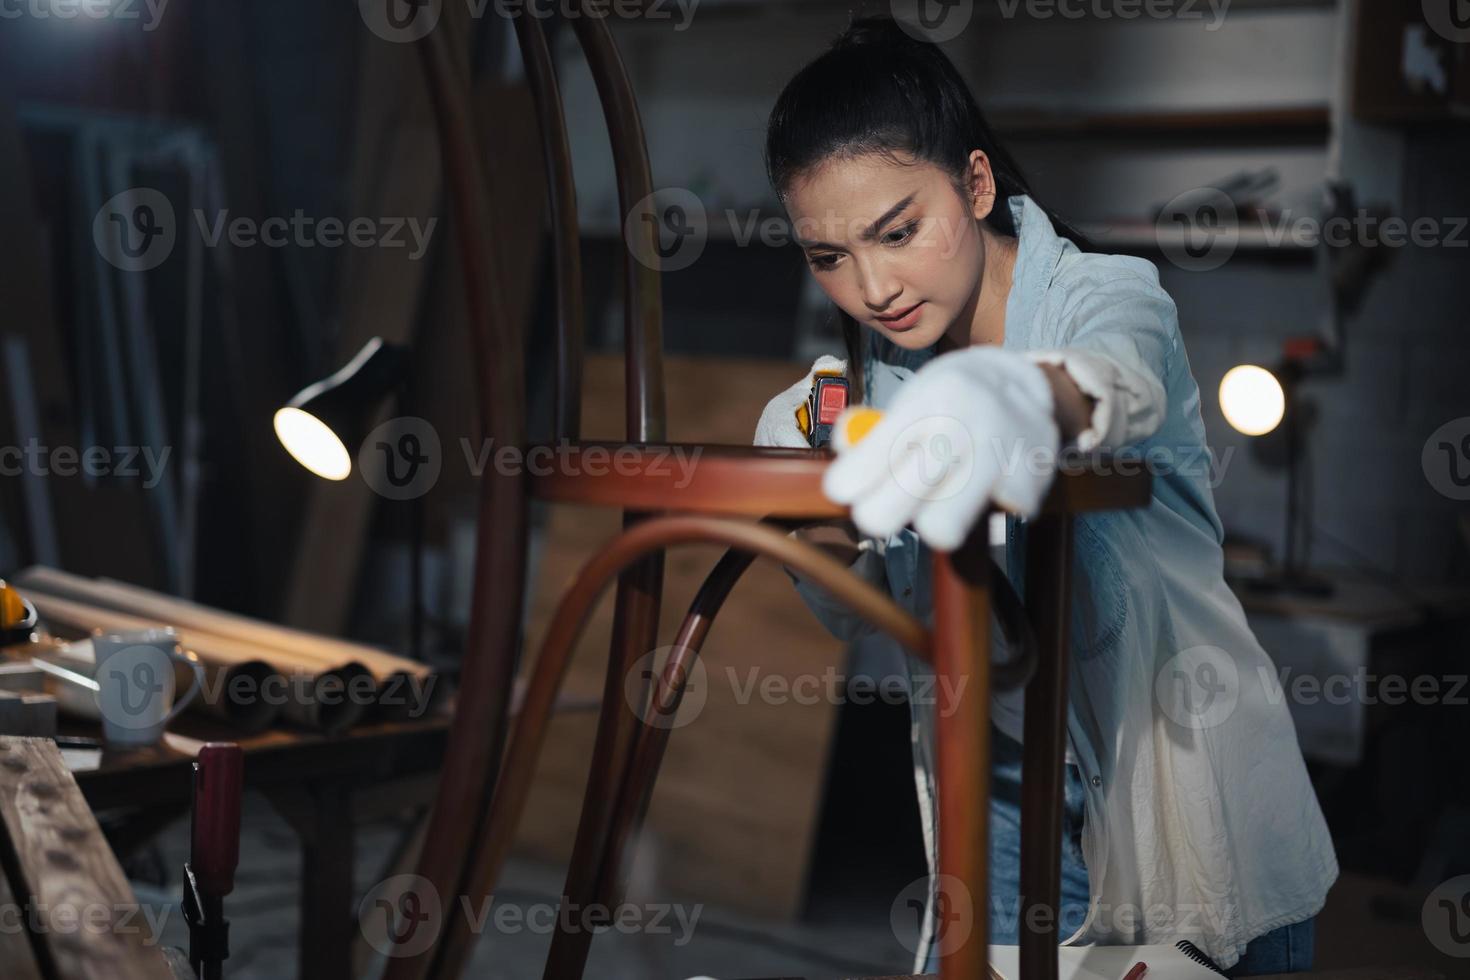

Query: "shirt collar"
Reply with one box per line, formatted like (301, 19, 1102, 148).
(1002, 192, 1068, 354)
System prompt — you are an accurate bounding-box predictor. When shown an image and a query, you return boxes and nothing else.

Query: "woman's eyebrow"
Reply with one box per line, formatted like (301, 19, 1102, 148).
(796, 192, 918, 250)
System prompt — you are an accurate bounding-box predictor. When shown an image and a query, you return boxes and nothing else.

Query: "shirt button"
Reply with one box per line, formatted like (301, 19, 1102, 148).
(903, 587, 912, 596)
(1091, 775, 1102, 788)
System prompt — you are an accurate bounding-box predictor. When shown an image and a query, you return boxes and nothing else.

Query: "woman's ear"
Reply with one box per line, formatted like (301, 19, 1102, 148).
(966, 149, 997, 221)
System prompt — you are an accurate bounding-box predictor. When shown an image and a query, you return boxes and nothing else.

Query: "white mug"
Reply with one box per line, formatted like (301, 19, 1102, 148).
(92, 628, 205, 747)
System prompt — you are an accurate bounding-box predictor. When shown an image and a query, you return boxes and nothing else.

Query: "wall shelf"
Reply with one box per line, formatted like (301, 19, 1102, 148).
(1079, 219, 1319, 259)
(989, 105, 1332, 141)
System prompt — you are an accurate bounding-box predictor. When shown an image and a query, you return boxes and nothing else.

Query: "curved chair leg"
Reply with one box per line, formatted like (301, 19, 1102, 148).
(547, 547, 758, 977)
(542, 514, 665, 980)
(932, 520, 994, 980)
(385, 24, 528, 980)
(428, 515, 929, 980)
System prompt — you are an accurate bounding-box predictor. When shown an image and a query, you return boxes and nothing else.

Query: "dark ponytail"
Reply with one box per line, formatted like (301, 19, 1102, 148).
(765, 15, 1089, 403)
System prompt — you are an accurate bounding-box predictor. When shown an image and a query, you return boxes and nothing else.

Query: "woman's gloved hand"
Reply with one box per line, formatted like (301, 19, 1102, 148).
(753, 354, 847, 448)
(823, 346, 1060, 551)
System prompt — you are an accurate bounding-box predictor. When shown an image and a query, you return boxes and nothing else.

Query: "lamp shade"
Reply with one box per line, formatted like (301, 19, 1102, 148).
(274, 337, 408, 480)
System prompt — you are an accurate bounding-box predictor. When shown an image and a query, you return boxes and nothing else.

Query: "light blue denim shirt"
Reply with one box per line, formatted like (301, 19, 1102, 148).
(792, 194, 1338, 971)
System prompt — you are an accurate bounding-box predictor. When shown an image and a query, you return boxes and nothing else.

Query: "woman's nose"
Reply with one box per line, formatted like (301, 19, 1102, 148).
(856, 255, 902, 312)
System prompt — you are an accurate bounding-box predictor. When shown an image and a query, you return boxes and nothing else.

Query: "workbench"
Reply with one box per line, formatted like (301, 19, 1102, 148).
(63, 712, 450, 980)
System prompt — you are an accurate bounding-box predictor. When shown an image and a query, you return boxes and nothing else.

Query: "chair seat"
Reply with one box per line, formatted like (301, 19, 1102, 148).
(530, 441, 841, 517)
(528, 441, 1151, 518)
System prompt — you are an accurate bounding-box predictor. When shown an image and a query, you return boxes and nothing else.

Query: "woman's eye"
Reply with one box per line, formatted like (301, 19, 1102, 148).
(808, 253, 840, 272)
(883, 222, 918, 246)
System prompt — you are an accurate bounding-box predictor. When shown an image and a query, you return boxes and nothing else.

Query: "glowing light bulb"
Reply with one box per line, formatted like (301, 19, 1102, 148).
(1218, 365, 1285, 436)
(273, 407, 351, 480)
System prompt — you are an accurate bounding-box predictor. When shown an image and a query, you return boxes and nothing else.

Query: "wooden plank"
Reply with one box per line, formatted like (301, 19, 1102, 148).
(0, 736, 170, 979)
(0, 863, 45, 980)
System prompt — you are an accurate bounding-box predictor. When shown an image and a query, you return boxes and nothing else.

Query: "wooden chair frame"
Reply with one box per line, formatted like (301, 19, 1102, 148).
(379, 10, 1151, 980)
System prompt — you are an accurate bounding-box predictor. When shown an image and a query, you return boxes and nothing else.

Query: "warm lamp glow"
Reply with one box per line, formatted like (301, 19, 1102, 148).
(1219, 365, 1285, 436)
(273, 407, 351, 480)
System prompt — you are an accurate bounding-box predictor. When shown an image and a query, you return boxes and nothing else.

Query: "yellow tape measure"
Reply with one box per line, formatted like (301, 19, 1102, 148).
(832, 407, 883, 450)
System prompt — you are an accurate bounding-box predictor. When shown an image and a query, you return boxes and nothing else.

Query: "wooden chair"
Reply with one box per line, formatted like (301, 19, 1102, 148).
(379, 10, 1152, 980)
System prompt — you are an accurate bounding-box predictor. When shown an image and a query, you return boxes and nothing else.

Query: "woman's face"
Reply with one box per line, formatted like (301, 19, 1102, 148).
(784, 149, 998, 351)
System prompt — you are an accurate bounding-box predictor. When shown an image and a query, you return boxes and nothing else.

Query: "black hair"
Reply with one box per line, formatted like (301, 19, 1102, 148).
(764, 15, 1089, 402)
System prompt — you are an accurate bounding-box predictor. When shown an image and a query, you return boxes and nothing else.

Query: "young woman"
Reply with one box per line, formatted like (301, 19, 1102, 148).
(753, 17, 1336, 977)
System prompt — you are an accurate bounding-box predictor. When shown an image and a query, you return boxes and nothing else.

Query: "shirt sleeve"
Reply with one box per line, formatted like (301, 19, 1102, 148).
(1022, 270, 1177, 453)
(784, 544, 888, 644)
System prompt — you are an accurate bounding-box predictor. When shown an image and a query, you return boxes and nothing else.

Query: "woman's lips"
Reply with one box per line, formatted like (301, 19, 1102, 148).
(876, 301, 925, 331)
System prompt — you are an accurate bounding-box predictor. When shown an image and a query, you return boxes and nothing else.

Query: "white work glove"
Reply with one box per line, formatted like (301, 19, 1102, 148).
(753, 355, 847, 448)
(823, 347, 1059, 552)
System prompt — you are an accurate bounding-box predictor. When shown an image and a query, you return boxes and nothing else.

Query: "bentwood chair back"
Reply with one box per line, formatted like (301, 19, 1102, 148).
(379, 8, 1152, 980)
